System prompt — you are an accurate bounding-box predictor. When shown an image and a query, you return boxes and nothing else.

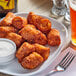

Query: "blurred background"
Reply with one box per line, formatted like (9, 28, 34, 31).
(18, 0, 52, 16)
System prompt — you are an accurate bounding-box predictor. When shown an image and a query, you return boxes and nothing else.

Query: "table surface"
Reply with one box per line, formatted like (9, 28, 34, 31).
(0, 0, 75, 76)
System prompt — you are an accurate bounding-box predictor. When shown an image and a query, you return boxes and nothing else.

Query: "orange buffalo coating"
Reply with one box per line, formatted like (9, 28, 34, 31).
(21, 52, 43, 69)
(27, 12, 51, 34)
(18, 26, 47, 45)
(0, 12, 61, 69)
(24, 24, 36, 29)
(16, 42, 35, 62)
(34, 44, 50, 61)
(12, 16, 27, 29)
(5, 33, 24, 47)
(0, 26, 17, 38)
(0, 12, 16, 26)
(47, 29, 61, 46)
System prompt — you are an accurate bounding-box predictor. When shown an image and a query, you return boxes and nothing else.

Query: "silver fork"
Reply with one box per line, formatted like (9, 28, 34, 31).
(46, 52, 75, 76)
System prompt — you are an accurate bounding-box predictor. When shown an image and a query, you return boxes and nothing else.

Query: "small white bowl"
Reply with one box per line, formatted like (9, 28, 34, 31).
(0, 38, 16, 65)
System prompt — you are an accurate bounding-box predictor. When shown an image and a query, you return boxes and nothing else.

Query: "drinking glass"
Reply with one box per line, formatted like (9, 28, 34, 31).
(51, 0, 66, 16)
(64, 0, 70, 21)
(69, 0, 76, 45)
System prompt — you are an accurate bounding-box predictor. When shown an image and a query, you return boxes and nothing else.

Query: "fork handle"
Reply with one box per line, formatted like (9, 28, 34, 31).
(46, 69, 58, 76)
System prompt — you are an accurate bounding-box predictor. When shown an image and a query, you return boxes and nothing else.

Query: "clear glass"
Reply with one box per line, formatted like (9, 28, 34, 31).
(64, 0, 70, 22)
(51, 0, 66, 16)
(69, 0, 76, 45)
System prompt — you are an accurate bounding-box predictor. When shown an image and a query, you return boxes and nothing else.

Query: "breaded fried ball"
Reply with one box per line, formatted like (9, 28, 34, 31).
(34, 44, 50, 60)
(27, 12, 51, 34)
(18, 26, 47, 45)
(5, 33, 24, 47)
(16, 42, 35, 62)
(0, 33, 6, 38)
(47, 29, 61, 46)
(21, 52, 43, 69)
(0, 12, 16, 26)
(12, 16, 27, 29)
(0, 26, 17, 38)
(0, 26, 17, 33)
(24, 24, 36, 29)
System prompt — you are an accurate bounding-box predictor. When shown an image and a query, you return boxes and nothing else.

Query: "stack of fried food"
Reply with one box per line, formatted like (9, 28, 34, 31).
(0, 12, 61, 69)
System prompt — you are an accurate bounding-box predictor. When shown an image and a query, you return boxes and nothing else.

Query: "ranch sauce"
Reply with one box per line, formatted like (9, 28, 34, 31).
(0, 40, 15, 57)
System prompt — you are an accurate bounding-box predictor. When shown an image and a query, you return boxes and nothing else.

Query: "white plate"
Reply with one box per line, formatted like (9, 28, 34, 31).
(0, 13, 68, 76)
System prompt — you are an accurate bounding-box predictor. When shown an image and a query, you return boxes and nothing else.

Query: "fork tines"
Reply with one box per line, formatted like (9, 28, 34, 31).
(58, 52, 75, 69)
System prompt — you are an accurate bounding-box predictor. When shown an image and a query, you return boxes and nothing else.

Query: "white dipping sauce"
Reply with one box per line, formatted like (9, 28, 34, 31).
(0, 39, 16, 65)
(0, 40, 15, 57)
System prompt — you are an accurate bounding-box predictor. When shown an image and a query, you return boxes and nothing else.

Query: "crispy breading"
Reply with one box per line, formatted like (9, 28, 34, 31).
(34, 44, 50, 60)
(24, 24, 36, 29)
(16, 42, 35, 62)
(12, 16, 27, 29)
(0, 26, 17, 38)
(21, 52, 43, 69)
(5, 33, 24, 47)
(0, 26, 17, 33)
(18, 26, 47, 45)
(27, 12, 51, 34)
(0, 12, 16, 26)
(47, 29, 61, 46)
